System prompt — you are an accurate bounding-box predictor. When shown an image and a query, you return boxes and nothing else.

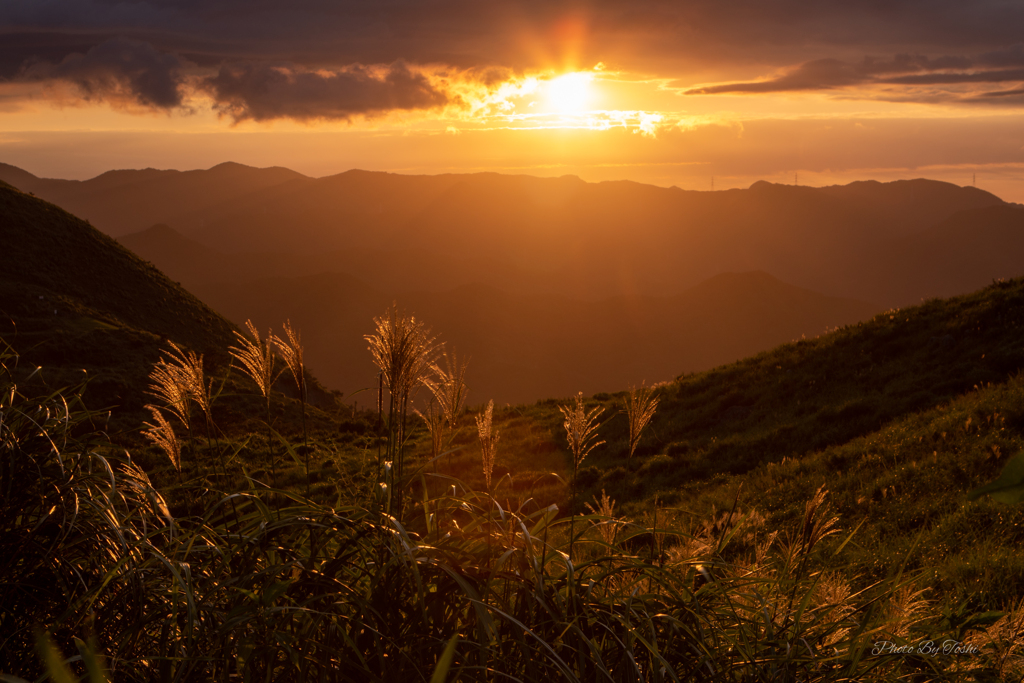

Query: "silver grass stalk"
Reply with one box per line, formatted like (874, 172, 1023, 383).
(423, 352, 469, 431)
(230, 320, 281, 475)
(365, 305, 440, 515)
(584, 489, 622, 545)
(230, 320, 278, 400)
(623, 383, 659, 464)
(414, 399, 445, 467)
(142, 404, 181, 474)
(476, 399, 499, 489)
(421, 351, 469, 469)
(559, 391, 604, 560)
(148, 341, 212, 441)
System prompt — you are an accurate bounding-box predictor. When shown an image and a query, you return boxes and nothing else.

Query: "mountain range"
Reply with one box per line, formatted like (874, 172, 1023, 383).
(2, 161, 1022, 404)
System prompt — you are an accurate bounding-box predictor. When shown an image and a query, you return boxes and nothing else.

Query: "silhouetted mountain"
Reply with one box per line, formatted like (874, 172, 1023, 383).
(0, 161, 305, 236)
(184, 173, 1007, 302)
(8, 160, 1024, 403)
(7, 162, 1013, 305)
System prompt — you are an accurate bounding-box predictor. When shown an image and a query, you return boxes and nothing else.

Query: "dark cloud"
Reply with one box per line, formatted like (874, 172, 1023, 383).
(968, 87, 1024, 105)
(686, 59, 862, 94)
(686, 50, 1024, 98)
(977, 43, 1024, 68)
(5, 1, 1024, 112)
(6, 0, 1024, 76)
(20, 37, 186, 108)
(882, 68, 1024, 85)
(203, 61, 451, 122)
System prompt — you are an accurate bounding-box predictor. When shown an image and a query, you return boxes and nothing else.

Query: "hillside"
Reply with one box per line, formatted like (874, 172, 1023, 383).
(0, 182, 239, 413)
(424, 274, 1024, 607)
(6, 175, 1024, 678)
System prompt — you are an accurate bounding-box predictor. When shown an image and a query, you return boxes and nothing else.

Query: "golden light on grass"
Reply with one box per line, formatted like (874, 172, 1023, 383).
(543, 72, 594, 114)
(476, 399, 499, 490)
(142, 405, 181, 474)
(230, 320, 278, 403)
(147, 341, 212, 439)
(623, 383, 659, 465)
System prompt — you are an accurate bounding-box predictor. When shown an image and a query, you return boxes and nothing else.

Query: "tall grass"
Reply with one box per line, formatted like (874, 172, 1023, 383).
(475, 399, 499, 490)
(142, 404, 181, 477)
(366, 305, 438, 516)
(421, 351, 469, 469)
(560, 391, 605, 559)
(7, 358, 1007, 681)
(624, 383, 659, 466)
(230, 321, 280, 475)
(148, 341, 214, 448)
(6, 299, 1024, 682)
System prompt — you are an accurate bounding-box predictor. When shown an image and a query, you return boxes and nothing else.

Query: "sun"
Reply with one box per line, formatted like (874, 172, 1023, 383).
(543, 72, 594, 115)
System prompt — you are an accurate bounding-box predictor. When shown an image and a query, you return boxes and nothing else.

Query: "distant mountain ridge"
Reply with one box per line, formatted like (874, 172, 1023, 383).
(0, 161, 305, 237)
(4, 160, 1024, 403)
(2, 162, 1015, 307)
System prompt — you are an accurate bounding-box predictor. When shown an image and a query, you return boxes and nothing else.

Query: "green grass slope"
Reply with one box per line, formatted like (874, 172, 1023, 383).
(425, 276, 1024, 607)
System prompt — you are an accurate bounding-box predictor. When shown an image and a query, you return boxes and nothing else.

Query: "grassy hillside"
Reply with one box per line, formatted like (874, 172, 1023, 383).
(6, 273, 1024, 681)
(6, 184, 1024, 678)
(423, 276, 1024, 609)
(0, 182, 239, 415)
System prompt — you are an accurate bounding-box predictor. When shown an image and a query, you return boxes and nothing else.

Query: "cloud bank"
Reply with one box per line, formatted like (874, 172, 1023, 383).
(203, 61, 451, 122)
(3, 0, 1024, 118)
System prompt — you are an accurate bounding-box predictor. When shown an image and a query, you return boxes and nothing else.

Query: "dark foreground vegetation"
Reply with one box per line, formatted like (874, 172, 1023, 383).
(4, 179, 1024, 680)
(5, 291, 1024, 681)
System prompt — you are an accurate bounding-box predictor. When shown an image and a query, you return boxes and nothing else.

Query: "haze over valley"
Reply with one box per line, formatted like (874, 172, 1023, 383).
(2, 161, 1022, 403)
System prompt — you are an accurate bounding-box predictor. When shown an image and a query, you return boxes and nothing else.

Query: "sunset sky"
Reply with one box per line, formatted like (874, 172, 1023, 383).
(3, 1, 1024, 200)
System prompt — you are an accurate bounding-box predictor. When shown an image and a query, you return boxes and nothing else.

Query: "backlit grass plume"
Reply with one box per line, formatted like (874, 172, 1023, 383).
(148, 341, 213, 445)
(476, 399, 499, 489)
(230, 320, 279, 473)
(584, 489, 623, 546)
(366, 305, 439, 515)
(231, 320, 278, 401)
(147, 347, 192, 431)
(623, 382, 659, 465)
(414, 399, 446, 468)
(560, 391, 605, 474)
(421, 351, 469, 467)
(367, 306, 438, 404)
(142, 404, 181, 475)
(272, 320, 306, 400)
(559, 391, 605, 558)
(424, 351, 469, 430)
